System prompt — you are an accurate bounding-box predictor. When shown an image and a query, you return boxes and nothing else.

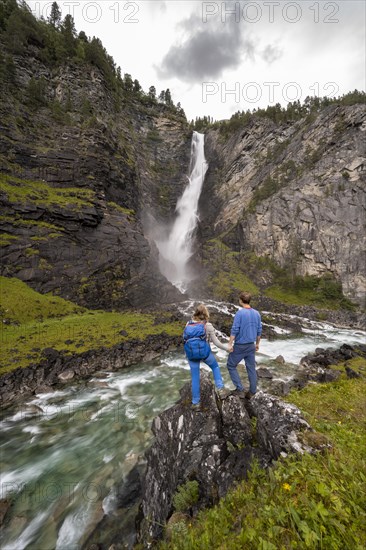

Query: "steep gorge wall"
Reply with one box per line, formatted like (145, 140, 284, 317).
(0, 44, 191, 308)
(201, 105, 366, 304)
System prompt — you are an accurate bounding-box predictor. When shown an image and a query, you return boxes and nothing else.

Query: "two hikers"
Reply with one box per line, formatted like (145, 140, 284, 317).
(183, 293, 262, 408)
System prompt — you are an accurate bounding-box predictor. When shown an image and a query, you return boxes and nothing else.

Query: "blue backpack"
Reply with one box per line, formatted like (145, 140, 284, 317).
(183, 321, 211, 361)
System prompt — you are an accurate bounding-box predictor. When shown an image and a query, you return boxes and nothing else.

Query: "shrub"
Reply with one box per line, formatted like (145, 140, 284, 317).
(173, 481, 199, 512)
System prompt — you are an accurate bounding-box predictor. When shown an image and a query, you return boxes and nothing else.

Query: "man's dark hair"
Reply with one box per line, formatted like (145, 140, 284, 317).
(239, 291, 251, 304)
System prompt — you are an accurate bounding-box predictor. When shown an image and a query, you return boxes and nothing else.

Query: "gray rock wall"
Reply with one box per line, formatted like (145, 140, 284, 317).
(202, 105, 366, 303)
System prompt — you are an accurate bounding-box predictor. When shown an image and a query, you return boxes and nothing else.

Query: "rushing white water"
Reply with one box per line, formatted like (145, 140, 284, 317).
(156, 131, 208, 292)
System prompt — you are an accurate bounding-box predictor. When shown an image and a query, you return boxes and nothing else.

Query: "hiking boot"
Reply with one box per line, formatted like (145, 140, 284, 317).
(191, 403, 202, 412)
(245, 391, 256, 400)
(217, 388, 231, 400)
(231, 388, 246, 399)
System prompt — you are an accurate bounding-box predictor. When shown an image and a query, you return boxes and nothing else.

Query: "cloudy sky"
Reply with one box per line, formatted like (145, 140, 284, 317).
(28, 0, 365, 121)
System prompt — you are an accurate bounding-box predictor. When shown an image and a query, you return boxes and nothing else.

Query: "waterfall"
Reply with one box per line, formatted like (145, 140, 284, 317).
(156, 131, 208, 293)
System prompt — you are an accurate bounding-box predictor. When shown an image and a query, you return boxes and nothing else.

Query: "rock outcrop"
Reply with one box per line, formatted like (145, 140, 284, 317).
(138, 372, 322, 544)
(300, 342, 366, 379)
(0, 192, 183, 309)
(267, 343, 366, 396)
(200, 105, 366, 304)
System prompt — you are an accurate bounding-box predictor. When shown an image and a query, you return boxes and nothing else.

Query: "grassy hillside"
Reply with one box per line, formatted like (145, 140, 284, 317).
(0, 275, 86, 323)
(0, 276, 181, 375)
(160, 370, 366, 549)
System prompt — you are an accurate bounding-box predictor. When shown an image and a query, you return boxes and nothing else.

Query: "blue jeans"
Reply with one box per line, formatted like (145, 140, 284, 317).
(188, 351, 225, 404)
(227, 343, 257, 393)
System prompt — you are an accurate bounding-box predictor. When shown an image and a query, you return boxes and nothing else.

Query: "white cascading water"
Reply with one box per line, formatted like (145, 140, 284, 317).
(156, 131, 208, 292)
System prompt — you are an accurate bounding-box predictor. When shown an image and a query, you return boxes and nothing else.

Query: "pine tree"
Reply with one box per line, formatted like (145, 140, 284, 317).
(165, 88, 172, 106)
(123, 73, 133, 93)
(4, 54, 16, 84)
(176, 102, 186, 119)
(78, 30, 88, 42)
(27, 76, 47, 108)
(85, 36, 104, 67)
(133, 79, 141, 94)
(0, 52, 16, 85)
(148, 86, 156, 100)
(48, 2, 61, 28)
(61, 14, 76, 58)
(0, 0, 18, 31)
(4, 1, 43, 53)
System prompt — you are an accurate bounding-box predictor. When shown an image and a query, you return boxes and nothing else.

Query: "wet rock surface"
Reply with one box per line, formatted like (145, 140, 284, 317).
(0, 499, 11, 527)
(83, 462, 146, 550)
(300, 343, 366, 368)
(257, 367, 274, 379)
(137, 371, 319, 545)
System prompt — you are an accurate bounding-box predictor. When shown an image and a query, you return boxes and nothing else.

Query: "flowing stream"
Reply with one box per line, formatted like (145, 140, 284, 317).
(155, 131, 208, 292)
(1, 301, 365, 549)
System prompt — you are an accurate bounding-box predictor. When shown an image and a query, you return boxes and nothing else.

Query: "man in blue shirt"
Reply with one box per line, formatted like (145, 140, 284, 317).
(227, 291, 262, 399)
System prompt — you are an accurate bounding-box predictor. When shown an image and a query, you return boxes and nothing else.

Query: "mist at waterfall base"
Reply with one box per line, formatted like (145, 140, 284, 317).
(154, 131, 208, 293)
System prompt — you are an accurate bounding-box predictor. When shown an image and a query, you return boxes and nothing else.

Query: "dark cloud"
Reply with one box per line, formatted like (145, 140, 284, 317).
(156, 13, 253, 83)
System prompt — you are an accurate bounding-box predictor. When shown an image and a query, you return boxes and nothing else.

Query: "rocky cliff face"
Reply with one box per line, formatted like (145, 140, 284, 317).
(0, 43, 191, 308)
(201, 105, 366, 304)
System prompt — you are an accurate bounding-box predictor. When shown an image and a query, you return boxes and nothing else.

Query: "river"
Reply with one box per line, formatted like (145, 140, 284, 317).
(1, 300, 365, 549)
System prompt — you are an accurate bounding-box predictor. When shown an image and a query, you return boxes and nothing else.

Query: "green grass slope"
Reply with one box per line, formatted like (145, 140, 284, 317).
(0, 276, 181, 375)
(0, 275, 86, 323)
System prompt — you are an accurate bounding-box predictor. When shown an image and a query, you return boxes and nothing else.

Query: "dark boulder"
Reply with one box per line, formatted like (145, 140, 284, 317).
(139, 371, 227, 544)
(83, 463, 146, 550)
(257, 367, 274, 379)
(0, 499, 11, 527)
(345, 366, 361, 379)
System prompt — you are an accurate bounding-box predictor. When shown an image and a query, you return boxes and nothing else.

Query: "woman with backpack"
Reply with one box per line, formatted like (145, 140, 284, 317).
(183, 304, 230, 411)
